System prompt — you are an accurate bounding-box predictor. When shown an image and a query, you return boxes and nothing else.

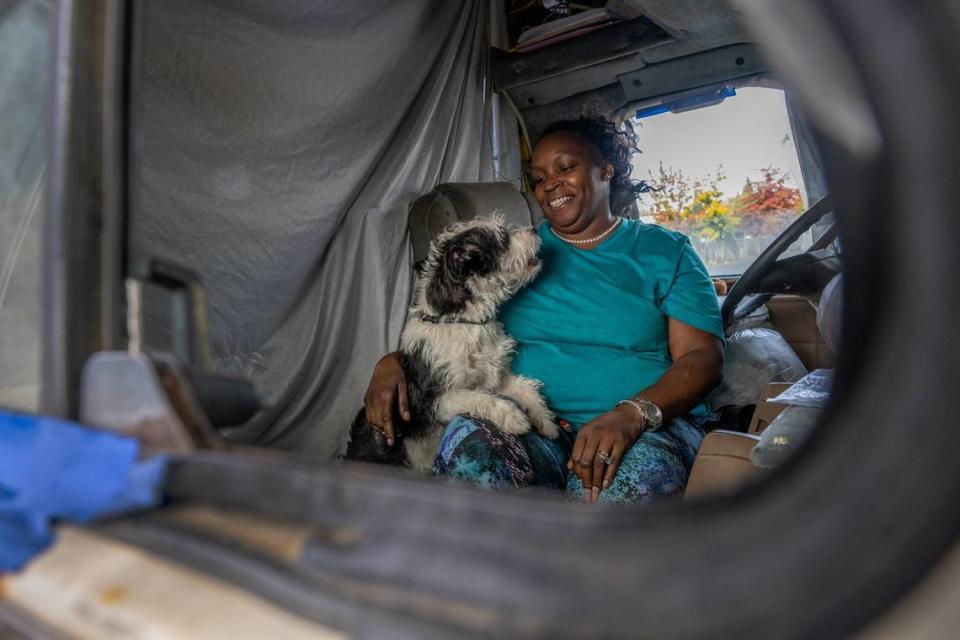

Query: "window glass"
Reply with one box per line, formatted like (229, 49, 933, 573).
(0, 0, 51, 412)
(632, 87, 812, 275)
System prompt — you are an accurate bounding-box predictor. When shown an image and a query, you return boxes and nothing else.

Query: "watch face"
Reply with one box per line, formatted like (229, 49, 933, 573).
(640, 399, 662, 425)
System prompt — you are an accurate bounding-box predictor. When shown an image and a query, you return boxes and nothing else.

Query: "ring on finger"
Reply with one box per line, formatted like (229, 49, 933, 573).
(597, 450, 613, 465)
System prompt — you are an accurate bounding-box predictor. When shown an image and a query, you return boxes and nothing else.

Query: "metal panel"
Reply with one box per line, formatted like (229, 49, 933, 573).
(42, 0, 130, 417)
(619, 43, 767, 103)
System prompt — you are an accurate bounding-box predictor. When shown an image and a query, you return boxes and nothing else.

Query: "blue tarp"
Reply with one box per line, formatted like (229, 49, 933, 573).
(0, 412, 168, 572)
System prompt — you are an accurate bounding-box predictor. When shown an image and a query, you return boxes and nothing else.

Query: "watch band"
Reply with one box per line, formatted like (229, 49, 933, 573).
(615, 399, 648, 430)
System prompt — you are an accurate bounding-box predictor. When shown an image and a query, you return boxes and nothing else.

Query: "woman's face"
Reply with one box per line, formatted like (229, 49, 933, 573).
(530, 131, 614, 233)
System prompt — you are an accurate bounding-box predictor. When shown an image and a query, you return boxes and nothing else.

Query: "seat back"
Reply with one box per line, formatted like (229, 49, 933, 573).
(408, 182, 543, 265)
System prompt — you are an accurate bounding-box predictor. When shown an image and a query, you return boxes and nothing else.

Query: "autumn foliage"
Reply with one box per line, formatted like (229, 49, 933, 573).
(642, 163, 803, 241)
(738, 166, 804, 212)
(735, 166, 805, 236)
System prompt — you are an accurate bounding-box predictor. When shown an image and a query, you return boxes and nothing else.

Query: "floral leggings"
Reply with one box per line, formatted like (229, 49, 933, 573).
(431, 415, 705, 504)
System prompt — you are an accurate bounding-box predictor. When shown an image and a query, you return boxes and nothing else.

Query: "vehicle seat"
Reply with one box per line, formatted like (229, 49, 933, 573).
(408, 182, 543, 265)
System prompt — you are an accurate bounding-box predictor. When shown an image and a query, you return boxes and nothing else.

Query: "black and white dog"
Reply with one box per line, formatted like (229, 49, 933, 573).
(346, 215, 558, 471)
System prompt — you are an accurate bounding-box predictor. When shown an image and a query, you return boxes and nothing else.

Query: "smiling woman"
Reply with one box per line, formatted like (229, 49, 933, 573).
(533, 117, 653, 228)
(530, 128, 617, 237)
(364, 116, 725, 503)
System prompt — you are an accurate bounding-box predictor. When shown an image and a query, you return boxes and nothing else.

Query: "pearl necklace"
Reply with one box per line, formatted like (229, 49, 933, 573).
(551, 218, 621, 245)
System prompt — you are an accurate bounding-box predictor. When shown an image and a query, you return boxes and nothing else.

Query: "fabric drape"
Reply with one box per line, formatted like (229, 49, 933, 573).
(133, 0, 519, 455)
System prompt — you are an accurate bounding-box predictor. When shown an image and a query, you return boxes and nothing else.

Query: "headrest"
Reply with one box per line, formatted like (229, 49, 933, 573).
(408, 182, 543, 265)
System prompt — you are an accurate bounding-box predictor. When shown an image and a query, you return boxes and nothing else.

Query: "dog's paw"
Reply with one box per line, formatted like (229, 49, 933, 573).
(519, 403, 559, 440)
(532, 417, 560, 439)
(479, 398, 531, 436)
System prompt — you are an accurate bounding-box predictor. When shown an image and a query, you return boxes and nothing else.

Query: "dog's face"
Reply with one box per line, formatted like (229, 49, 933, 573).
(420, 215, 541, 319)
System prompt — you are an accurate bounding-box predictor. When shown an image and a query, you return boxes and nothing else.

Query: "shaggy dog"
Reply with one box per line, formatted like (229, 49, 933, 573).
(346, 215, 558, 471)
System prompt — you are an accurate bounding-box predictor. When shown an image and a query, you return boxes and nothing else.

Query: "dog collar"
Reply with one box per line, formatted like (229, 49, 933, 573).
(417, 313, 494, 325)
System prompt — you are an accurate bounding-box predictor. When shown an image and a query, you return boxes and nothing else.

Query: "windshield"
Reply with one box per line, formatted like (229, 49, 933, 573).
(631, 86, 819, 275)
(0, 0, 50, 412)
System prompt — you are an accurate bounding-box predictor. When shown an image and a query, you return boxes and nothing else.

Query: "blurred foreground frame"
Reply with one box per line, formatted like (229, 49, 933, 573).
(15, 0, 960, 638)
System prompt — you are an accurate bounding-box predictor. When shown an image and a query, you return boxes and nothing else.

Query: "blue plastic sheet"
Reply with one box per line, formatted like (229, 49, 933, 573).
(0, 412, 168, 572)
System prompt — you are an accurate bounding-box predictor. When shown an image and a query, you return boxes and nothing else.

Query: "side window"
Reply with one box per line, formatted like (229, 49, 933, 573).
(632, 86, 811, 275)
(0, 1, 51, 412)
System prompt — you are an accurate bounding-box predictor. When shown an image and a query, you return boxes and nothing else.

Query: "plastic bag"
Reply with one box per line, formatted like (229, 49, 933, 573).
(769, 368, 833, 408)
(708, 328, 808, 410)
(724, 303, 770, 336)
(816, 275, 843, 355)
(749, 406, 821, 469)
(0, 412, 167, 572)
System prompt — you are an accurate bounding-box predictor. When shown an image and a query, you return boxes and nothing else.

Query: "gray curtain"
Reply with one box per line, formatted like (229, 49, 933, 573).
(133, 0, 519, 455)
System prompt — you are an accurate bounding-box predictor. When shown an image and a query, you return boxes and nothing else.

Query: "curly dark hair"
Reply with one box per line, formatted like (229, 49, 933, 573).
(538, 116, 653, 217)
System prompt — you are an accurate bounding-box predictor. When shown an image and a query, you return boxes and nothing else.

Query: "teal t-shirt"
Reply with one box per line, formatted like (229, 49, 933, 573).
(498, 219, 723, 428)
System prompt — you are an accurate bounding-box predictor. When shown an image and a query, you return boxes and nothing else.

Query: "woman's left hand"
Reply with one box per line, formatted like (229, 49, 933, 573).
(568, 405, 645, 502)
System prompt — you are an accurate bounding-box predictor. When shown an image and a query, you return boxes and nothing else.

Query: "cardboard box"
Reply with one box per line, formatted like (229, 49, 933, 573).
(747, 382, 794, 435)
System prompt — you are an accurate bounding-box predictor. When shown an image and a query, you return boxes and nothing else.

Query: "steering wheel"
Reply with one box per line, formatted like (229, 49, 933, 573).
(720, 196, 837, 327)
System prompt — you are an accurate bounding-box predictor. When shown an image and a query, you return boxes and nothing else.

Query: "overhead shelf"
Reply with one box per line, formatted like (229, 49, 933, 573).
(491, 17, 673, 93)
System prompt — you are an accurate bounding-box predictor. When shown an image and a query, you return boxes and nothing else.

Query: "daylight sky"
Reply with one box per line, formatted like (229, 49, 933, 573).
(629, 87, 807, 209)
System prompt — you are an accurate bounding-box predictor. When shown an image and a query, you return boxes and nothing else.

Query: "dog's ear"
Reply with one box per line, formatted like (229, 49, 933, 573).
(446, 244, 487, 280)
(424, 228, 499, 315)
(425, 243, 473, 315)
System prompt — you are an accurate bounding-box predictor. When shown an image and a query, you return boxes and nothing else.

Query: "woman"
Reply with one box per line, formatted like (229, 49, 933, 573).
(365, 117, 724, 504)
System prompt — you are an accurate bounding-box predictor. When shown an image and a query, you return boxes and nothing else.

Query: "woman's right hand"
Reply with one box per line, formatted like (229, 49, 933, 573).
(363, 351, 410, 447)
